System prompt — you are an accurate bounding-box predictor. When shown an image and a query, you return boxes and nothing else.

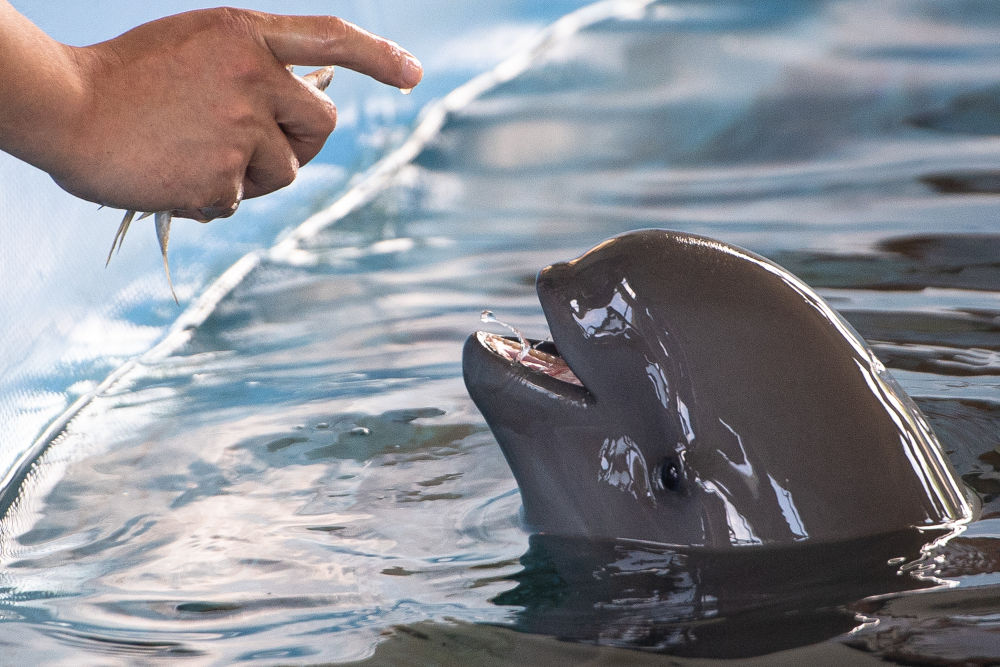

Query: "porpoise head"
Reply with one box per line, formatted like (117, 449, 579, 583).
(463, 229, 974, 548)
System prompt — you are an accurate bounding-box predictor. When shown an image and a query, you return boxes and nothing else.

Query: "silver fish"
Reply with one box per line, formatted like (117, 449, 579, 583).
(106, 66, 336, 303)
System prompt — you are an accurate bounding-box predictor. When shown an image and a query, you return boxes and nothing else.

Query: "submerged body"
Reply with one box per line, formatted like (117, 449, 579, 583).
(463, 229, 974, 548)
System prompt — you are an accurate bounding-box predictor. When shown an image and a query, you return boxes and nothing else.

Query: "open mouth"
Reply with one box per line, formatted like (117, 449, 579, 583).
(475, 331, 584, 387)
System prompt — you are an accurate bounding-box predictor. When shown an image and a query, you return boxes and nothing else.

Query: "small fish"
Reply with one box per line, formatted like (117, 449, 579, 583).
(106, 65, 337, 303)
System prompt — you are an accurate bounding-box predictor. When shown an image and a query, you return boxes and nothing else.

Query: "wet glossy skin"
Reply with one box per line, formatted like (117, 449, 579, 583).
(463, 229, 974, 548)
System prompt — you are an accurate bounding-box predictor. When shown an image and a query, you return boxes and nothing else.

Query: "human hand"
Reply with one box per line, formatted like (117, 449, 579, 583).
(51, 8, 422, 221)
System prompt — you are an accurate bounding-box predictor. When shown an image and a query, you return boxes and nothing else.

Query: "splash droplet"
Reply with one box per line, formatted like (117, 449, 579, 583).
(480, 310, 530, 362)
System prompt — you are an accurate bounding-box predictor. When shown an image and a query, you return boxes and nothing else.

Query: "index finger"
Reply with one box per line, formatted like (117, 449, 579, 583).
(254, 14, 422, 89)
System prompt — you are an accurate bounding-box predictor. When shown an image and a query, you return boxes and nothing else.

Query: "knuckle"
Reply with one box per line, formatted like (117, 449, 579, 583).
(197, 8, 268, 80)
(276, 157, 298, 189)
(223, 179, 245, 205)
(206, 7, 255, 32)
(315, 100, 337, 135)
(216, 148, 248, 183)
(304, 93, 338, 136)
(189, 178, 242, 212)
(326, 102, 338, 133)
(189, 7, 251, 43)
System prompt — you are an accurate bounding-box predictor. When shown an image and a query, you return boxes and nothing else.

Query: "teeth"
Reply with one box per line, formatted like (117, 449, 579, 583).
(477, 331, 583, 387)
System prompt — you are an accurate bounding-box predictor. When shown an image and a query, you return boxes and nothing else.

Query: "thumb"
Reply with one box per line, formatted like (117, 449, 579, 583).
(254, 14, 422, 89)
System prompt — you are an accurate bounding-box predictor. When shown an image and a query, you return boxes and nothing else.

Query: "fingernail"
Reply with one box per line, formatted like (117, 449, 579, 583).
(402, 54, 423, 88)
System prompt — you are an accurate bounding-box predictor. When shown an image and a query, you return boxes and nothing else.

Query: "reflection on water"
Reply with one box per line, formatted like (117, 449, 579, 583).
(1, 0, 999, 662)
(494, 531, 942, 658)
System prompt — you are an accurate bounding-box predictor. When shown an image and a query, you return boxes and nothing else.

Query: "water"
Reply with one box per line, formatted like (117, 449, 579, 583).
(1, 0, 1000, 662)
(0, 0, 574, 486)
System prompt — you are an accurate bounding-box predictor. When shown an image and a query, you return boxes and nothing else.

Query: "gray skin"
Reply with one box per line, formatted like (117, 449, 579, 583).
(463, 229, 974, 548)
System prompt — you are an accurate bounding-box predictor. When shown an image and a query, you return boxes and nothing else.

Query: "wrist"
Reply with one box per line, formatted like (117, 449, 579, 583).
(0, 3, 89, 183)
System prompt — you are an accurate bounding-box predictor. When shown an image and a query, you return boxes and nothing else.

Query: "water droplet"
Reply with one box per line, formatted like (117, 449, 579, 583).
(480, 310, 530, 362)
(400, 87, 413, 95)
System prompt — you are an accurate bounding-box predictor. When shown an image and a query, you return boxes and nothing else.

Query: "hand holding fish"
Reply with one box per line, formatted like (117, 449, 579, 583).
(0, 2, 422, 299)
(105, 64, 340, 302)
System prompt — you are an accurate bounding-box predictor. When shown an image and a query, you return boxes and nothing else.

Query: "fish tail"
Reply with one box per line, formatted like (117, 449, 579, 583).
(154, 211, 178, 304)
(106, 210, 137, 267)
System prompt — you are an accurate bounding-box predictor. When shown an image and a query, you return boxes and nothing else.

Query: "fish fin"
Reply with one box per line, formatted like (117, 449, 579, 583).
(106, 210, 137, 266)
(155, 211, 178, 304)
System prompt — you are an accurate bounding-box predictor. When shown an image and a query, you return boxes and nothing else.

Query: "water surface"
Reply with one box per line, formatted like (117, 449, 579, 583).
(1, 0, 999, 663)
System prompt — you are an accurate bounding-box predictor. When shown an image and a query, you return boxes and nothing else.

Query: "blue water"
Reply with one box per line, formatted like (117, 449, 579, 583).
(1, 0, 999, 663)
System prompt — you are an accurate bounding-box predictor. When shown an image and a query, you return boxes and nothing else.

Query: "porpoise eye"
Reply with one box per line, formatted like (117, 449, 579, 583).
(659, 458, 682, 492)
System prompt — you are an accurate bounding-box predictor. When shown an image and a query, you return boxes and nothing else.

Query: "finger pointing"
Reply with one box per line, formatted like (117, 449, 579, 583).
(255, 14, 422, 89)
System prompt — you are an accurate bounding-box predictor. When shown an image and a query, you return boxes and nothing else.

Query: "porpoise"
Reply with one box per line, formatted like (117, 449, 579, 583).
(463, 229, 975, 548)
